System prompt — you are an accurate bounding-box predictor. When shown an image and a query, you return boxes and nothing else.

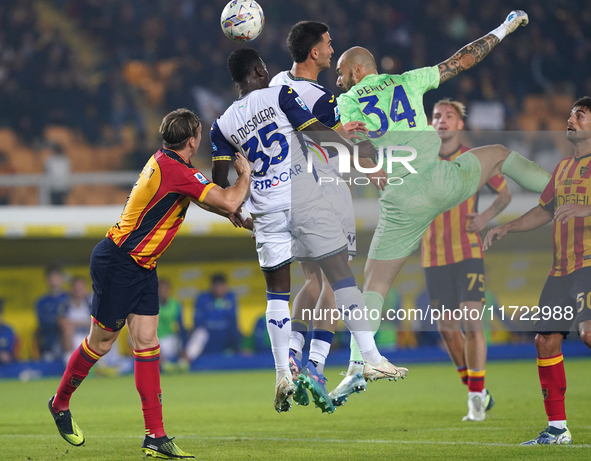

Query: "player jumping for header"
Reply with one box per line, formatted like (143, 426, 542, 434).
(330, 11, 552, 404)
(212, 47, 407, 414)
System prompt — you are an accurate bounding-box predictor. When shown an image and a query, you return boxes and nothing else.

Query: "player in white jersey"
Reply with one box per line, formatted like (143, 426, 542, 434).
(211, 47, 407, 414)
(268, 21, 373, 411)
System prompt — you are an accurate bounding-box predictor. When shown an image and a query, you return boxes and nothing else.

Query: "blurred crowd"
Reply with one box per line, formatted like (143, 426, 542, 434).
(0, 0, 590, 156)
(1, 264, 533, 370)
(0, 268, 249, 371)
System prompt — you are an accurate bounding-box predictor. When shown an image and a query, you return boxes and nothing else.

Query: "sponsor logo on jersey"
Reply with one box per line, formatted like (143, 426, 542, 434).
(556, 193, 590, 205)
(558, 178, 582, 186)
(194, 172, 210, 184)
(252, 164, 303, 190)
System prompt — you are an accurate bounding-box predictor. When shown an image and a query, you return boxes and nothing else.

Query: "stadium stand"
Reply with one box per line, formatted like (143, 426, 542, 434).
(0, 0, 589, 206)
(1, 0, 590, 374)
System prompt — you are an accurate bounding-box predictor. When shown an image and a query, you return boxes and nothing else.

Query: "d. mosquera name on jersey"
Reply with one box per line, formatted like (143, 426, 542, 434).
(210, 84, 319, 215)
(231, 107, 277, 142)
(107, 148, 213, 269)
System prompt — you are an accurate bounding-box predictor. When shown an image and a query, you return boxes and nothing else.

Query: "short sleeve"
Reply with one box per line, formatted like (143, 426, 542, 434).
(486, 174, 507, 193)
(336, 93, 358, 125)
(312, 91, 340, 129)
(399, 66, 440, 93)
(539, 163, 559, 212)
(174, 165, 215, 203)
(278, 85, 318, 131)
(211, 120, 235, 162)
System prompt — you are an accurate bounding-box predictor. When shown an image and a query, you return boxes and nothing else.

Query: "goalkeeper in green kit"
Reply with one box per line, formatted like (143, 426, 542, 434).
(329, 11, 552, 406)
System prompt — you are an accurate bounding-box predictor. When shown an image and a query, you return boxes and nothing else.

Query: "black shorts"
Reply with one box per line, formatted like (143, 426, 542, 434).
(424, 258, 486, 310)
(534, 266, 591, 336)
(90, 238, 159, 331)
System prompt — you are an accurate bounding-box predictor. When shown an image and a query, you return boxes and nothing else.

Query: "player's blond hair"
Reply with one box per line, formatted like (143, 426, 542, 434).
(160, 108, 201, 149)
(433, 98, 466, 120)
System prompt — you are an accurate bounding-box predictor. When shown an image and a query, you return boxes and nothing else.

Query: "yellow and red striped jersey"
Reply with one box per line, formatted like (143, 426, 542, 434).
(107, 148, 214, 269)
(421, 145, 507, 267)
(540, 153, 591, 276)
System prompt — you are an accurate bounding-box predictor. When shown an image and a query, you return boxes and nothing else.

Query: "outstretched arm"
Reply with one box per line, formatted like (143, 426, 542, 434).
(198, 152, 250, 216)
(438, 10, 528, 84)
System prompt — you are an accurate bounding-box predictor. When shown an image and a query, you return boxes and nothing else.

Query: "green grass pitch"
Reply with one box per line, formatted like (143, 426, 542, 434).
(2, 359, 591, 460)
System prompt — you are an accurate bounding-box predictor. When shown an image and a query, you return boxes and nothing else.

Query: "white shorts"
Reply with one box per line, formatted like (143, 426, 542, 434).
(252, 210, 294, 271)
(253, 200, 348, 271)
(323, 179, 356, 258)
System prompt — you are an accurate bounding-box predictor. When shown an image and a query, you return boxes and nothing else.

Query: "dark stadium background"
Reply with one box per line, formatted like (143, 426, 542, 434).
(0, 0, 589, 373)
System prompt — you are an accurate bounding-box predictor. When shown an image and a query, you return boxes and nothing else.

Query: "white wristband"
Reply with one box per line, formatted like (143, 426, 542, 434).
(490, 24, 507, 41)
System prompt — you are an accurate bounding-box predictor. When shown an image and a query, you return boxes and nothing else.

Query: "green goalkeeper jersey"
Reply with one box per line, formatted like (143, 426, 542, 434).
(337, 66, 441, 179)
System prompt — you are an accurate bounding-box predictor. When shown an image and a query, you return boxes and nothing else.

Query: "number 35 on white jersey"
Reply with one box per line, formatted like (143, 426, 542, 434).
(211, 85, 320, 214)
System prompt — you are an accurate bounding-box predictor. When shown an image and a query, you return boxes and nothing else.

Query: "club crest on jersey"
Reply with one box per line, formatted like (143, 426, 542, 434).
(194, 172, 210, 184)
(581, 166, 588, 177)
(116, 319, 125, 329)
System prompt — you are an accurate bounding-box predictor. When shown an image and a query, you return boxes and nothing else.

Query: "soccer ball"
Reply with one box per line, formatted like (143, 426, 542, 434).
(220, 0, 265, 42)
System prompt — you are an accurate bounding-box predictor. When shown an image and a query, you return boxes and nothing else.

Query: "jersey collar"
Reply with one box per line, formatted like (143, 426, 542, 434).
(574, 151, 591, 162)
(439, 144, 463, 160)
(162, 147, 192, 167)
(287, 71, 318, 84)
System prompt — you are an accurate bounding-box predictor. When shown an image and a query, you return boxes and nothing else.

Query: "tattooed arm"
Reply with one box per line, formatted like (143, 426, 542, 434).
(437, 10, 529, 84)
(437, 34, 499, 84)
